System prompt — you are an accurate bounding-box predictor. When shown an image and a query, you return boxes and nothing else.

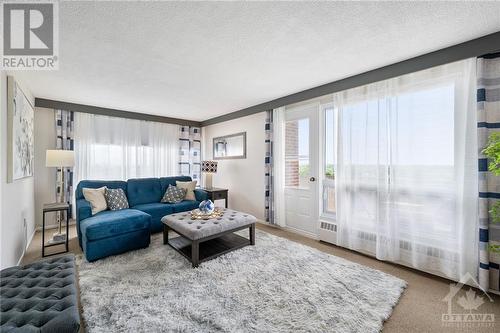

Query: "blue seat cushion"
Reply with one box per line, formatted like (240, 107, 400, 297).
(132, 203, 174, 221)
(80, 209, 151, 241)
(171, 200, 200, 213)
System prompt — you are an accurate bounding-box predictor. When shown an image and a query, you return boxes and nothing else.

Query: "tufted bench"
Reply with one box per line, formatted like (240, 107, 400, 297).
(0, 255, 80, 333)
(162, 208, 256, 267)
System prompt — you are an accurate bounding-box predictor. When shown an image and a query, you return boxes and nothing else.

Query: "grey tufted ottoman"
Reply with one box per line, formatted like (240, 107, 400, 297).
(0, 255, 80, 333)
(161, 209, 256, 267)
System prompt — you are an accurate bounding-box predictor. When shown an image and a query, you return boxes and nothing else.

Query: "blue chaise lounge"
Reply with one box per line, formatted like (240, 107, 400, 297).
(75, 176, 208, 261)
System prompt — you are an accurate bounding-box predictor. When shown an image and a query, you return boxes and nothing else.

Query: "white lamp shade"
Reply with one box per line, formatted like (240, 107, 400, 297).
(46, 150, 75, 167)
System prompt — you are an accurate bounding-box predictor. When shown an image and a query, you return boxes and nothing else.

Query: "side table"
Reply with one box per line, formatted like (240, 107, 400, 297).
(200, 188, 228, 208)
(42, 203, 70, 257)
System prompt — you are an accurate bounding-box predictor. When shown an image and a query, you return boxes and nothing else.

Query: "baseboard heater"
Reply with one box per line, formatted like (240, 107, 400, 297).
(319, 221, 338, 245)
(319, 221, 458, 263)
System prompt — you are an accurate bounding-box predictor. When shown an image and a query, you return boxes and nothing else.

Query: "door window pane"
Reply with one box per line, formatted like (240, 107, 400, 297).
(285, 118, 309, 188)
(323, 107, 336, 215)
(324, 186, 336, 214)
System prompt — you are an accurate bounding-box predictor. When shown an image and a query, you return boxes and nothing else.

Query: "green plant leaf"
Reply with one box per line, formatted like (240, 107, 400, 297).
(483, 132, 500, 176)
(489, 201, 500, 224)
(489, 244, 500, 254)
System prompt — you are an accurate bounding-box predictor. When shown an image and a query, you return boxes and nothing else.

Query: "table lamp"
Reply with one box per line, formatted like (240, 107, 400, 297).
(201, 160, 218, 189)
(46, 150, 75, 240)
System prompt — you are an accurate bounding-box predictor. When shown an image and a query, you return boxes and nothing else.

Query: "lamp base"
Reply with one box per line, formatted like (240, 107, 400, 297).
(52, 232, 66, 242)
(204, 173, 213, 189)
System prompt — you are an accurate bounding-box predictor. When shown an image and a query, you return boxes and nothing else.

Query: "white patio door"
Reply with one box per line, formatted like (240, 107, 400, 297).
(283, 104, 319, 236)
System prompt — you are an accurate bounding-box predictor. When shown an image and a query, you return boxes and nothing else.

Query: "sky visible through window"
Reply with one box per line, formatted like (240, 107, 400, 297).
(323, 84, 454, 167)
(298, 119, 309, 157)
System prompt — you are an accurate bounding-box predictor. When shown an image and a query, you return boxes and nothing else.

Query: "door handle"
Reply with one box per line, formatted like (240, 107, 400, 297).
(309, 177, 316, 182)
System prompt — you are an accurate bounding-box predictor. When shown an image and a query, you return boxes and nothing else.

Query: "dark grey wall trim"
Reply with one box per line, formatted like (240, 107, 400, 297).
(35, 98, 202, 127)
(201, 31, 500, 126)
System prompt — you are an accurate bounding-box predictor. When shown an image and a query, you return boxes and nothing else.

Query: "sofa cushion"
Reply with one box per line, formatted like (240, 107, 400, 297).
(171, 200, 200, 213)
(161, 185, 186, 204)
(194, 189, 209, 202)
(80, 209, 150, 241)
(83, 229, 150, 262)
(83, 186, 108, 215)
(76, 180, 127, 201)
(176, 180, 197, 200)
(127, 178, 162, 206)
(159, 176, 193, 195)
(132, 203, 174, 221)
(105, 188, 129, 210)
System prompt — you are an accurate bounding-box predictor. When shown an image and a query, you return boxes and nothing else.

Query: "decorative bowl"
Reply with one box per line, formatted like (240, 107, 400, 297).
(190, 208, 223, 220)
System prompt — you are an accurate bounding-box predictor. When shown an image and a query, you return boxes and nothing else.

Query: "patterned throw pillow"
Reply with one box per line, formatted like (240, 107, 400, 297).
(161, 185, 187, 204)
(104, 188, 129, 210)
(176, 180, 197, 200)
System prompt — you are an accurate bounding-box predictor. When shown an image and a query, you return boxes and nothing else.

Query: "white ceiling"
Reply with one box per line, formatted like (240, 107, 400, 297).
(11, 1, 500, 122)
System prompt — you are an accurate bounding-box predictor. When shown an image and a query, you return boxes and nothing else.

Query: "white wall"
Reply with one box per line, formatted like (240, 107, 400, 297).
(34, 107, 57, 227)
(0, 71, 36, 269)
(203, 112, 266, 220)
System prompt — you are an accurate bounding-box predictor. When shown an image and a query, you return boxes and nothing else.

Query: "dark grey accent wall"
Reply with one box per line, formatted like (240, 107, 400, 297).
(201, 31, 500, 126)
(35, 98, 202, 127)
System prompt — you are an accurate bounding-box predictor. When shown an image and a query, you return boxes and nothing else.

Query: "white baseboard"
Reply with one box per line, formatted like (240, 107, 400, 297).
(16, 228, 36, 266)
(283, 225, 319, 240)
(26, 228, 35, 250)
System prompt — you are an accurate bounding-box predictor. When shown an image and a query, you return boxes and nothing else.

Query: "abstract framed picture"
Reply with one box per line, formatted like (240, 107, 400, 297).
(7, 76, 34, 182)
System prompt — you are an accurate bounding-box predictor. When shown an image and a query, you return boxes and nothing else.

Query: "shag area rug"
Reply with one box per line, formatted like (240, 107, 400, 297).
(77, 230, 406, 332)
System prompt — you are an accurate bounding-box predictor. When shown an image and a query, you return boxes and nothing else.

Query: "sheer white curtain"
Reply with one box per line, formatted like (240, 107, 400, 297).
(334, 59, 477, 280)
(272, 107, 287, 227)
(74, 113, 179, 183)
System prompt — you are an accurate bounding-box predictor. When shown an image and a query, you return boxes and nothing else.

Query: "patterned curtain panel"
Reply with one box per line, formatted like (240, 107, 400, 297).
(179, 126, 201, 184)
(265, 110, 275, 224)
(55, 109, 75, 218)
(478, 53, 500, 291)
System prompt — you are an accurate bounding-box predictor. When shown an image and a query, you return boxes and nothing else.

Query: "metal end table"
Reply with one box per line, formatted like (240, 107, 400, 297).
(42, 203, 70, 257)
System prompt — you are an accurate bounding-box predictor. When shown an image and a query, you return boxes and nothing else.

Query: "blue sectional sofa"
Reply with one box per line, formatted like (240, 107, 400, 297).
(75, 176, 208, 261)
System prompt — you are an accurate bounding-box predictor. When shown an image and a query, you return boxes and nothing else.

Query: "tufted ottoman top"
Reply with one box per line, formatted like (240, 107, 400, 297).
(161, 208, 256, 240)
(0, 255, 80, 333)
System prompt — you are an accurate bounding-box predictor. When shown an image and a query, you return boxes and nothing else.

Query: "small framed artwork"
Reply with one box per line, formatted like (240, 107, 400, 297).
(7, 76, 34, 182)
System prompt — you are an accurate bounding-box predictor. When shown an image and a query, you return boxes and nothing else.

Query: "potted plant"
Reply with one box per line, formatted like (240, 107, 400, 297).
(482, 132, 500, 253)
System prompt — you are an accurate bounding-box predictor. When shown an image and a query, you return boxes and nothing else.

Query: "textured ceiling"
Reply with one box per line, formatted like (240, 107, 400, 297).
(11, 1, 500, 121)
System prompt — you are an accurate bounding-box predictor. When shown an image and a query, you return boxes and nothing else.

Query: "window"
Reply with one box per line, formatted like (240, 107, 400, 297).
(285, 118, 310, 188)
(323, 106, 337, 217)
(339, 83, 456, 244)
(331, 59, 477, 280)
(74, 113, 179, 184)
